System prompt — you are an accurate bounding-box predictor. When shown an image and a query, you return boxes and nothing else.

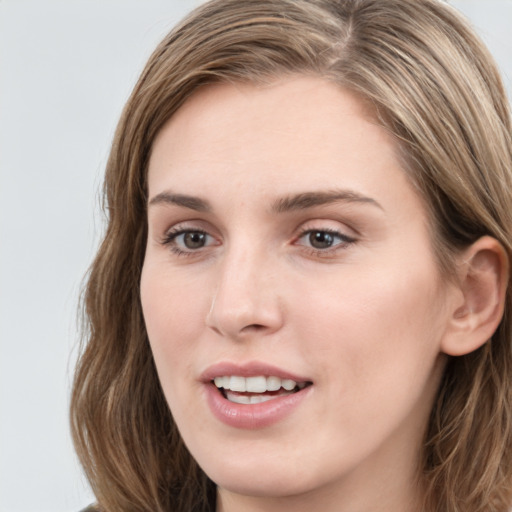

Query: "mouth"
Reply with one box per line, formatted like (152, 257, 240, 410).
(213, 375, 312, 405)
(202, 363, 313, 428)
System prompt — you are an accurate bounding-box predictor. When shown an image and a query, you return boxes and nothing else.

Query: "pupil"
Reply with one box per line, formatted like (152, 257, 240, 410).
(309, 231, 333, 249)
(184, 232, 206, 249)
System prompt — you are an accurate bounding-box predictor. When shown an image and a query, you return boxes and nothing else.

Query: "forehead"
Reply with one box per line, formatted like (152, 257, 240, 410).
(147, 76, 419, 218)
(152, 77, 382, 150)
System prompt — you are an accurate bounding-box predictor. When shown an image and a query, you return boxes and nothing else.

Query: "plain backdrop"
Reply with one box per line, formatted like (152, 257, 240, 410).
(0, 1, 510, 511)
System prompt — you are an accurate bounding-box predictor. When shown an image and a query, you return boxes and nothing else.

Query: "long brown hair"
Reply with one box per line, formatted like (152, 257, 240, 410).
(71, 1, 512, 510)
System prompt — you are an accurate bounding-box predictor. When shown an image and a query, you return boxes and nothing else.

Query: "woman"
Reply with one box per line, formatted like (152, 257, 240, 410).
(71, 0, 512, 511)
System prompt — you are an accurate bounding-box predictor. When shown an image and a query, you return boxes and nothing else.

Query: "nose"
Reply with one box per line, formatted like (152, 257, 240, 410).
(205, 245, 284, 340)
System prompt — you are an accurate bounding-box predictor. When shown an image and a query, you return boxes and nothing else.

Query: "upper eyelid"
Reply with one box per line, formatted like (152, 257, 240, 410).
(296, 225, 353, 236)
(294, 218, 359, 238)
(165, 228, 206, 239)
(162, 220, 216, 237)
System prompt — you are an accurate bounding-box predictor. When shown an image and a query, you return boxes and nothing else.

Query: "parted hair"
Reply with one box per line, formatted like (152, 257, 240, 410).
(70, 0, 512, 511)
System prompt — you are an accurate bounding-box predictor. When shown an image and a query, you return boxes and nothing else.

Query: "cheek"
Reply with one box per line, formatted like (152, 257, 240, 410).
(140, 265, 212, 430)
(293, 257, 448, 394)
(140, 264, 207, 375)
(286, 261, 448, 460)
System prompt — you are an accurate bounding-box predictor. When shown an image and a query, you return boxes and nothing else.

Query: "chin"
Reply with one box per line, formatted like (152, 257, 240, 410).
(212, 469, 316, 498)
(197, 449, 330, 499)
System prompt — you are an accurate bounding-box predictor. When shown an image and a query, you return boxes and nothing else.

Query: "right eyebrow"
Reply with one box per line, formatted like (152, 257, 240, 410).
(148, 191, 212, 212)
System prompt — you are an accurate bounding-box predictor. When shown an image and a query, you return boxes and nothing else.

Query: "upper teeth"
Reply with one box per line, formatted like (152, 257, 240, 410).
(213, 375, 304, 393)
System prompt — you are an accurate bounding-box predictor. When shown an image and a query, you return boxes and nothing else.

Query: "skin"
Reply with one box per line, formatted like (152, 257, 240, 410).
(141, 76, 464, 512)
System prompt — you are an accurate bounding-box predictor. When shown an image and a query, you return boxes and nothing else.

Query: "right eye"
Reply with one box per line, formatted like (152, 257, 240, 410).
(162, 229, 218, 255)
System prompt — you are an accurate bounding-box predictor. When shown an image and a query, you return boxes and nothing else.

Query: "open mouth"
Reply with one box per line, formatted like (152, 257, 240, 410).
(213, 375, 312, 405)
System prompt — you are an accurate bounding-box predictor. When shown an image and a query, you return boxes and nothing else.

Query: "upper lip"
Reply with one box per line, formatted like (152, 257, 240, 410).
(200, 361, 312, 383)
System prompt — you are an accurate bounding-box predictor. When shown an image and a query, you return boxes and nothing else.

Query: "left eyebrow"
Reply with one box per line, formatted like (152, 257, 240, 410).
(271, 189, 383, 213)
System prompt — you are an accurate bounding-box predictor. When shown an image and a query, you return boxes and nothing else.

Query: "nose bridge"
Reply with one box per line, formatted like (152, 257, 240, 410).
(206, 238, 283, 338)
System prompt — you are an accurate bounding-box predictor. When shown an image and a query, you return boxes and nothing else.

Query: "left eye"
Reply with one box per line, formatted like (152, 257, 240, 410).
(297, 230, 353, 250)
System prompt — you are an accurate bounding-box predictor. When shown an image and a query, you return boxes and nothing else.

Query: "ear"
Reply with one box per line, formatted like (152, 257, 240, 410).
(441, 236, 509, 357)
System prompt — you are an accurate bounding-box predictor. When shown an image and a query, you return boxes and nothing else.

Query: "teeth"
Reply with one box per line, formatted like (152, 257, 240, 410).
(266, 376, 281, 391)
(226, 392, 250, 405)
(246, 376, 267, 393)
(226, 392, 278, 404)
(248, 394, 275, 404)
(229, 376, 246, 392)
(213, 375, 305, 392)
(282, 379, 296, 391)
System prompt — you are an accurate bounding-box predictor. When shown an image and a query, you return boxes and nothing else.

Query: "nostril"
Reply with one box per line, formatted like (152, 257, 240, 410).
(241, 324, 266, 332)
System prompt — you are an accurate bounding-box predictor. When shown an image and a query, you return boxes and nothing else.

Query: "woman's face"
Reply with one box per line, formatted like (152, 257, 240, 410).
(141, 77, 457, 508)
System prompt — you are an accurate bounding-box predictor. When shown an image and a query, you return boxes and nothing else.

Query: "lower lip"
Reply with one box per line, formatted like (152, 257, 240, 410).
(204, 383, 311, 429)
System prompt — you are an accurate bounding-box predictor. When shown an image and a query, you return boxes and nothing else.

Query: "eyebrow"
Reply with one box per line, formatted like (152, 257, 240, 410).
(271, 189, 383, 213)
(148, 191, 212, 212)
(147, 188, 382, 213)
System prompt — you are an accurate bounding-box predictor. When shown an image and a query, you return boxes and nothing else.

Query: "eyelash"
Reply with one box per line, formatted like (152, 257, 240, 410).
(160, 226, 357, 258)
(161, 228, 216, 258)
(295, 228, 357, 256)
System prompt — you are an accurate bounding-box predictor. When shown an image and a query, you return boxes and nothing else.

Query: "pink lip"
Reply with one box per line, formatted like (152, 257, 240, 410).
(201, 361, 313, 430)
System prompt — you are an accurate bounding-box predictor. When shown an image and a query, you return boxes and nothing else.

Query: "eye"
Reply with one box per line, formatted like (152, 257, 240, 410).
(307, 231, 337, 249)
(179, 231, 209, 249)
(296, 229, 355, 251)
(162, 228, 217, 255)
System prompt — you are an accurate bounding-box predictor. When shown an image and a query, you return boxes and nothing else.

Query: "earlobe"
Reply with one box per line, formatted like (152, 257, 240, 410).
(441, 236, 509, 357)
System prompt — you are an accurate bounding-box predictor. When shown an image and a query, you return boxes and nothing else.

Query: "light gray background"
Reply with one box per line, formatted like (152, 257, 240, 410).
(0, 1, 510, 511)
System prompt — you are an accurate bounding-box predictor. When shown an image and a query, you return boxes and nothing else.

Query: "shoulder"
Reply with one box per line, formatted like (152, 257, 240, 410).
(79, 506, 98, 512)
